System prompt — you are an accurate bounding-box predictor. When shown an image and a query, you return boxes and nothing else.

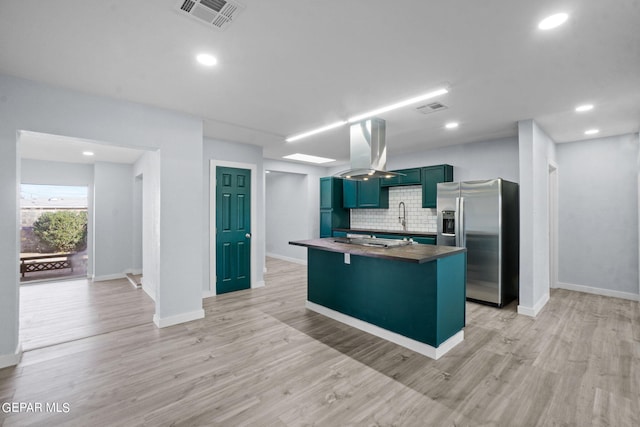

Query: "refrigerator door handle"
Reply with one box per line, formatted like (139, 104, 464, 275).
(456, 197, 465, 247)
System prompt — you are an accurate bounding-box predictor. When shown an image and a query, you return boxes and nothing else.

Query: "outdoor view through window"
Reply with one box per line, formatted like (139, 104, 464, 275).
(20, 184, 88, 283)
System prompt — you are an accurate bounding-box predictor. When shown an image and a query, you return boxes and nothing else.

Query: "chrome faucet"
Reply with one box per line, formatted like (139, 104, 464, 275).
(398, 201, 406, 231)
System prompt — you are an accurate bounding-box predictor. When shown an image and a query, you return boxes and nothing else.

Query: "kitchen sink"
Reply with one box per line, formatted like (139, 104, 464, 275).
(333, 236, 412, 248)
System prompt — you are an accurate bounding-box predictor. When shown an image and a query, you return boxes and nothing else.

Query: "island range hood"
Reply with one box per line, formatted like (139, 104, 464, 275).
(336, 118, 404, 180)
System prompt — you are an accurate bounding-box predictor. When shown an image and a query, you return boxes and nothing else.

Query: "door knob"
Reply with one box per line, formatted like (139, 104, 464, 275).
(245, 233, 251, 238)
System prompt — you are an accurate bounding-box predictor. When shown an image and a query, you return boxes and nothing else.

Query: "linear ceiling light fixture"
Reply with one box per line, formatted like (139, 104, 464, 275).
(285, 86, 449, 142)
(347, 88, 449, 123)
(283, 153, 336, 164)
(285, 120, 348, 142)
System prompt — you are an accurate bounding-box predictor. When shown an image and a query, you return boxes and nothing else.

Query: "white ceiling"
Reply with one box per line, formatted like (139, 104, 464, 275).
(19, 131, 147, 164)
(1, 0, 638, 167)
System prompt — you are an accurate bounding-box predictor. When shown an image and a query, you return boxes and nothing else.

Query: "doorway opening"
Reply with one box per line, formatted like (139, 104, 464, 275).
(20, 184, 88, 283)
(18, 130, 156, 351)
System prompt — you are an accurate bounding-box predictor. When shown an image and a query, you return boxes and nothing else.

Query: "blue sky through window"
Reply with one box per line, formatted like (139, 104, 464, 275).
(21, 184, 88, 200)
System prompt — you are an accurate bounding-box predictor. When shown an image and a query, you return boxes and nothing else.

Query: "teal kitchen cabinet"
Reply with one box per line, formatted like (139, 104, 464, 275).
(374, 234, 436, 245)
(380, 168, 422, 187)
(319, 177, 349, 237)
(320, 176, 343, 209)
(422, 164, 453, 208)
(412, 236, 436, 245)
(342, 179, 358, 209)
(358, 178, 388, 208)
(342, 178, 389, 209)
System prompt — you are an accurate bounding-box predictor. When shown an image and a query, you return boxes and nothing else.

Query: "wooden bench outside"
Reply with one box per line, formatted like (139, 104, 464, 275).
(20, 253, 76, 278)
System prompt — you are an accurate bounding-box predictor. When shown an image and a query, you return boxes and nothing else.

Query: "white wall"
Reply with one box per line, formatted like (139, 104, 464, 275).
(20, 158, 95, 275)
(264, 159, 327, 251)
(265, 172, 309, 262)
(518, 119, 557, 316)
(133, 150, 160, 300)
(93, 162, 134, 280)
(21, 158, 94, 185)
(202, 138, 265, 293)
(556, 133, 639, 298)
(132, 174, 143, 273)
(0, 73, 204, 364)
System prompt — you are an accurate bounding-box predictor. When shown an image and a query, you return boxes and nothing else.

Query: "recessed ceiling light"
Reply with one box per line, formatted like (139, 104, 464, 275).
(584, 129, 599, 135)
(283, 153, 336, 164)
(575, 104, 594, 112)
(538, 13, 568, 30)
(82, 151, 94, 156)
(445, 122, 459, 129)
(196, 53, 217, 66)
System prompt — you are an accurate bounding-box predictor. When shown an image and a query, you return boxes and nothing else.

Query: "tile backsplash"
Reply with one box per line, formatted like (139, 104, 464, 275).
(350, 186, 438, 233)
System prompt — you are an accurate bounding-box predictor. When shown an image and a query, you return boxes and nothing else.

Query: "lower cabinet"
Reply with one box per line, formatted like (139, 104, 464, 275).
(331, 231, 436, 244)
(412, 236, 436, 245)
(320, 209, 349, 238)
(380, 234, 436, 245)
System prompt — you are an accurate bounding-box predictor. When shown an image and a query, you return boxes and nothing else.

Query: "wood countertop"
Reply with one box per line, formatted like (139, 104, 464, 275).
(289, 238, 465, 264)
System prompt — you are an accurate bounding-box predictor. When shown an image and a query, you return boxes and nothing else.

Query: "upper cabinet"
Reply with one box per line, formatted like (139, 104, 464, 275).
(342, 179, 358, 209)
(331, 163, 452, 211)
(319, 177, 349, 237)
(358, 178, 389, 208)
(422, 164, 453, 208)
(342, 178, 389, 209)
(320, 176, 343, 209)
(380, 168, 422, 187)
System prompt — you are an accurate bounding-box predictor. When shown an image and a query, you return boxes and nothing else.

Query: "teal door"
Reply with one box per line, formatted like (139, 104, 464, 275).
(216, 167, 251, 294)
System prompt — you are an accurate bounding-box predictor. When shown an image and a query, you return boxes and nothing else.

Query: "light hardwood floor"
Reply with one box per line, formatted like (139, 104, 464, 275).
(1, 258, 639, 426)
(19, 277, 155, 351)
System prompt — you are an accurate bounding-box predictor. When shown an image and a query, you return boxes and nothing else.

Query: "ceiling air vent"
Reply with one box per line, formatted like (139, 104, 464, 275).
(415, 102, 448, 114)
(177, 0, 245, 31)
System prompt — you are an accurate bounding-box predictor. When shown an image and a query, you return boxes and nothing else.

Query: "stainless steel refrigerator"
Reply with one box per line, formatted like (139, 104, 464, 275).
(437, 179, 519, 307)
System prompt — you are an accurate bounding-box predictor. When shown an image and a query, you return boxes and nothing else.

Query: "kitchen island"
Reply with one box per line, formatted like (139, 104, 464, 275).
(289, 237, 467, 359)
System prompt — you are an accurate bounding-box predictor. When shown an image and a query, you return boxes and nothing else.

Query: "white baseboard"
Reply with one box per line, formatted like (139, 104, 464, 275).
(92, 273, 126, 282)
(253, 280, 265, 289)
(0, 343, 22, 369)
(153, 309, 205, 328)
(557, 282, 640, 302)
(125, 268, 143, 275)
(305, 301, 463, 360)
(518, 292, 550, 317)
(266, 252, 307, 266)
